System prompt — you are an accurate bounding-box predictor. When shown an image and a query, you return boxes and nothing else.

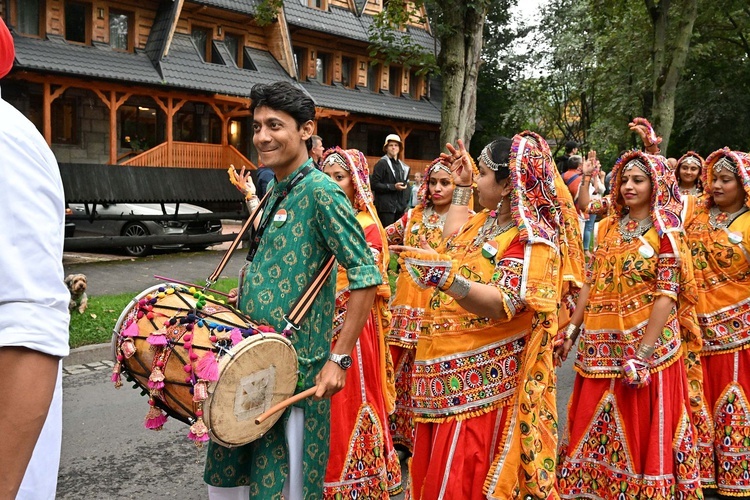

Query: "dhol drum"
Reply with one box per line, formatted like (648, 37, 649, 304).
(112, 283, 298, 447)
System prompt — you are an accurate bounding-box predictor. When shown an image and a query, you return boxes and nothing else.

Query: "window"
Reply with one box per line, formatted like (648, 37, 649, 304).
(65, 2, 90, 44)
(109, 10, 131, 51)
(191, 27, 211, 62)
(17, 0, 43, 36)
(308, 0, 327, 9)
(224, 34, 241, 66)
(367, 62, 380, 92)
(293, 46, 307, 80)
(52, 98, 79, 145)
(341, 57, 355, 88)
(242, 48, 257, 71)
(315, 52, 331, 84)
(388, 65, 402, 96)
(409, 70, 421, 99)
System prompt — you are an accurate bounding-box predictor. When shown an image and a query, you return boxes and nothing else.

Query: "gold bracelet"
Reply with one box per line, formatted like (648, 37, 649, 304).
(564, 323, 580, 341)
(452, 186, 473, 206)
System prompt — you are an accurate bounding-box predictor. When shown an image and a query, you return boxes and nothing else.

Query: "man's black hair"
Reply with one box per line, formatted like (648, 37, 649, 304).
(250, 82, 316, 150)
(565, 140, 578, 154)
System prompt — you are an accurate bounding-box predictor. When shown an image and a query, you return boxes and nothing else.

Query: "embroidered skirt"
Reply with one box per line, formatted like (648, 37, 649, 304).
(388, 345, 416, 453)
(558, 360, 703, 499)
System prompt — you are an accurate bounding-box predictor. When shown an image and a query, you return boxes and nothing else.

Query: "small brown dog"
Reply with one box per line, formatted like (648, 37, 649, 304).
(65, 273, 88, 314)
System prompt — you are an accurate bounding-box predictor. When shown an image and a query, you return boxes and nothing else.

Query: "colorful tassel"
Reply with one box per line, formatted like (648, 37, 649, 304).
(120, 338, 136, 358)
(122, 321, 140, 337)
(187, 417, 210, 446)
(196, 352, 219, 382)
(144, 404, 168, 430)
(148, 366, 166, 391)
(111, 362, 122, 388)
(147, 327, 168, 346)
(229, 328, 243, 346)
(192, 380, 208, 402)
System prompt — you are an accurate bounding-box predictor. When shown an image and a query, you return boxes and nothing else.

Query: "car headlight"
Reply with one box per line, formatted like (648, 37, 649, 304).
(160, 220, 185, 229)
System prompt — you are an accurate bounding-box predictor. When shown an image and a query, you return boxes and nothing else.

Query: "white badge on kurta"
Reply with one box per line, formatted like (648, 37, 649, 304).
(482, 240, 499, 259)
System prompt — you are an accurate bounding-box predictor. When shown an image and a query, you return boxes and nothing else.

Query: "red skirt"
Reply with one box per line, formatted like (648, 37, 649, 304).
(701, 347, 750, 497)
(409, 407, 508, 500)
(388, 345, 416, 453)
(558, 360, 703, 499)
(324, 314, 402, 498)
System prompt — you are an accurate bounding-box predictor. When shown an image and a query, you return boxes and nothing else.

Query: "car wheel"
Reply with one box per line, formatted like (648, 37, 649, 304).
(122, 223, 152, 257)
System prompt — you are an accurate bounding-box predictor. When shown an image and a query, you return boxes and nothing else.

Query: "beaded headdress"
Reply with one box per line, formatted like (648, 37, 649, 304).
(610, 150, 682, 238)
(479, 144, 509, 172)
(415, 158, 451, 209)
(704, 148, 750, 209)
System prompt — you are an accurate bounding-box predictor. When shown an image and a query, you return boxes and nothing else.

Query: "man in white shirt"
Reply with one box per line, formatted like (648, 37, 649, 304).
(0, 18, 70, 500)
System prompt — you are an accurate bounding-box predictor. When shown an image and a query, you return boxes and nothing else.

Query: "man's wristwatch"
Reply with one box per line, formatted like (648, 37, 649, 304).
(329, 352, 353, 370)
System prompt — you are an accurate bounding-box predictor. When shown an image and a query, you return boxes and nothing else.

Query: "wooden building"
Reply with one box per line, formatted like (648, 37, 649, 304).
(0, 0, 441, 171)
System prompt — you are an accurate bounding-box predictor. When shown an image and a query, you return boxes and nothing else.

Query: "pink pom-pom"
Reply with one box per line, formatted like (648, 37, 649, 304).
(187, 417, 210, 446)
(122, 321, 140, 337)
(111, 370, 122, 388)
(144, 406, 168, 430)
(196, 352, 219, 382)
(230, 328, 243, 346)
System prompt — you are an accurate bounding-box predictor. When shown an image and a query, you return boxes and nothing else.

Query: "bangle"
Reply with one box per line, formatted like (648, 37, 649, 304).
(246, 196, 259, 212)
(442, 274, 471, 299)
(635, 343, 655, 360)
(455, 183, 472, 188)
(452, 186, 473, 206)
(564, 323, 580, 341)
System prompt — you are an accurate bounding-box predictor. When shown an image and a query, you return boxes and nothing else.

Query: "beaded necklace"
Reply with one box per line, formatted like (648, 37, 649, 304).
(619, 213, 654, 242)
(472, 212, 515, 248)
(709, 205, 749, 230)
(422, 206, 447, 230)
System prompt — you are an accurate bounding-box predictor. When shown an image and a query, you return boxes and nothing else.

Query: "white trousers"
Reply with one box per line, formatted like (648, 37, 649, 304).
(17, 362, 63, 500)
(207, 407, 305, 500)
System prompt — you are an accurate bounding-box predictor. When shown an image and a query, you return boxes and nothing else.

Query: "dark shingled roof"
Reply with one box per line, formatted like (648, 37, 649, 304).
(13, 34, 163, 85)
(300, 80, 441, 124)
(284, 2, 435, 52)
(191, 0, 260, 15)
(60, 163, 241, 203)
(158, 34, 293, 96)
(145, 0, 180, 73)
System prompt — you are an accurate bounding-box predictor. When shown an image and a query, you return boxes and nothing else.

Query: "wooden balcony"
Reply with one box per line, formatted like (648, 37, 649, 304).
(121, 142, 256, 170)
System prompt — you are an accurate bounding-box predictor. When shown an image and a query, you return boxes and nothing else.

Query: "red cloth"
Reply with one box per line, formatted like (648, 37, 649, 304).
(0, 17, 14, 79)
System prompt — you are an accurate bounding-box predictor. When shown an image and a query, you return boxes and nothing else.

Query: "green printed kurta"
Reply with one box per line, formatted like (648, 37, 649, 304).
(204, 160, 382, 498)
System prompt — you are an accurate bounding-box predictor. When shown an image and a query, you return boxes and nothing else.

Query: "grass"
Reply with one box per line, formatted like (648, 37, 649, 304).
(68, 278, 239, 348)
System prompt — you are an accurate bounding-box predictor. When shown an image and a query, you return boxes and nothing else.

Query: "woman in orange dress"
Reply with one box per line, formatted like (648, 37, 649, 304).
(394, 133, 580, 499)
(556, 150, 703, 499)
(320, 147, 401, 498)
(384, 158, 457, 454)
(676, 151, 705, 197)
(684, 148, 750, 497)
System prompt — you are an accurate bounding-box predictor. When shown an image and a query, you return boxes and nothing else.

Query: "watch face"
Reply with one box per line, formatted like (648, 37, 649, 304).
(339, 355, 353, 369)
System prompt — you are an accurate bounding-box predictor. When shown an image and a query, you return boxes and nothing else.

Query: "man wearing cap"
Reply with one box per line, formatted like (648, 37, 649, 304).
(371, 134, 411, 226)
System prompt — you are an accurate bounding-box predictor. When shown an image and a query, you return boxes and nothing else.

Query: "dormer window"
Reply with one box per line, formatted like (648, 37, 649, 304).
(224, 33, 242, 66)
(16, 0, 44, 36)
(191, 26, 211, 62)
(65, 2, 90, 44)
(388, 65, 402, 96)
(307, 0, 328, 10)
(109, 10, 133, 51)
(341, 57, 355, 88)
(315, 52, 332, 84)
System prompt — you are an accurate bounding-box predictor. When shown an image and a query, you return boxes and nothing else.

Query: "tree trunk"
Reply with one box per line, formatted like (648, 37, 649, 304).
(438, 1, 490, 151)
(645, 0, 698, 153)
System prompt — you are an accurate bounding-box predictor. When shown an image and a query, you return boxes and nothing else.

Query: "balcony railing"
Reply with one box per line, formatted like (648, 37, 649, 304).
(121, 142, 256, 170)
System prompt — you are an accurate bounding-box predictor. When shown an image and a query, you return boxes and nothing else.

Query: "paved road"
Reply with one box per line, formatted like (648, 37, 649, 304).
(59, 248, 577, 499)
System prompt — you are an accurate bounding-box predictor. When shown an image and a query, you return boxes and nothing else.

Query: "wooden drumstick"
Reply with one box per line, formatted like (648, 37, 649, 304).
(254, 386, 318, 425)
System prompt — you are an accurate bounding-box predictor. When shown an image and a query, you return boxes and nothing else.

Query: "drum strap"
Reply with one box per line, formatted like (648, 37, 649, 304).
(281, 253, 336, 334)
(205, 189, 273, 286)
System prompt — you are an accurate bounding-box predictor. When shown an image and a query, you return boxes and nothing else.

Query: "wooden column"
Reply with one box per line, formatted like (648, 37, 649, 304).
(331, 117, 356, 149)
(43, 82, 51, 145)
(154, 96, 186, 167)
(93, 89, 131, 164)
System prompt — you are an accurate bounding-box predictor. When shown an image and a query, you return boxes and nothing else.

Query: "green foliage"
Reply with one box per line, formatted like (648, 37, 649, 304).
(367, 0, 437, 73)
(255, 0, 284, 27)
(68, 278, 239, 348)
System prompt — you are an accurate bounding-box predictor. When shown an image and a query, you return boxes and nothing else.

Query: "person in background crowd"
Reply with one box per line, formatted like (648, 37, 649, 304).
(0, 17, 71, 499)
(676, 151, 705, 197)
(371, 134, 411, 227)
(557, 140, 579, 173)
(310, 134, 324, 166)
(319, 147, 401, 498)
(683, 149, 750, 497)
(409, 172, 423, 208)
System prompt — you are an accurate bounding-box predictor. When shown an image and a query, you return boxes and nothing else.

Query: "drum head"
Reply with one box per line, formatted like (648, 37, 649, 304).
(204, 332, 298, 447)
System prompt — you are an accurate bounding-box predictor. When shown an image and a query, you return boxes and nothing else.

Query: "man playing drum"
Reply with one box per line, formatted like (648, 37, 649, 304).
(204, 81, 380, 500)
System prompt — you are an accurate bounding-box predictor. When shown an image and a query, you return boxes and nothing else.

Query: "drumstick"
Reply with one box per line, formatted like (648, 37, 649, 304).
(254, 386, 318, 425)
(152, 275, 231, 298)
